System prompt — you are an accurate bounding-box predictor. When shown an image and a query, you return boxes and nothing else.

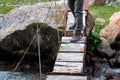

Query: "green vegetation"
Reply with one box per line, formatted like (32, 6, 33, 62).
(89, 5, 120, 33)
(0, 6, 13, 14)
(87, 32, 102, 56)
(0, 0, 39, 14)
(0, 0, 52, 14)
(0, 0, 38, 5)
(87, 5, 120, 54)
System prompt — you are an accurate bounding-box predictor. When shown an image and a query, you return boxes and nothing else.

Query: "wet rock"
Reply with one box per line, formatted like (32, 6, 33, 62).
(0, 23, 63, 73)
(106, 68, 120, 73)
(92, 62, 110, 78)
(117, 57, 120, 64)
(100, 12, 120, 42)
(110, 33, 120, 50)
(97, 48, 116, 58)
(109, 58, 117, 67)
(94, 76, 106, 80)
(106, 73, 120, 80)
(23, 64, 31, 70)
(109, 57, 120, 67)
(91, 57, 107, 63)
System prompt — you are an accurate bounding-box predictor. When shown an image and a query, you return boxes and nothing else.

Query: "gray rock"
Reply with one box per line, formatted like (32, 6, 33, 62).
(100, 37, 110, 49)
(98, 48, 116, 58)
(109, 56, 120, 67)
(98, 37, 116, 58)
(116, 56, 120, 65)
(0, 1, 66, 41)
(0, 14, 4, 22)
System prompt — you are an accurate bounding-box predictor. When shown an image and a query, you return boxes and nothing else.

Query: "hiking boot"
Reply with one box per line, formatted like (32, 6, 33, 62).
(70, 33, 82, 43)
(69, 24, 75, 30)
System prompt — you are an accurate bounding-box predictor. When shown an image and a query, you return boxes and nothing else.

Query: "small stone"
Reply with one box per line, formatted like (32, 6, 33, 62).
(24, 64, 31, 70)
(96, 18, 105, 23)
(109, 58, 116, 66)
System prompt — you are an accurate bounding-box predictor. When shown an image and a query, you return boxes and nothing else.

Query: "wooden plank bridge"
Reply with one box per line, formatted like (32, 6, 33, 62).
(46, 1, 88, 79)
(0, 1, 88, 79)
(47, 36, 87, 80)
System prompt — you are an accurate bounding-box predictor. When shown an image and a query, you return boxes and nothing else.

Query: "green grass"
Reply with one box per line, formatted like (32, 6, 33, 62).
(87, 5, 120, 52)
(0, 0, 39, 14)
(89, 5, 120, 33)
(0, 6, 13, 14)
(0, 0, 51, 14)
(0, 0, 38, 5)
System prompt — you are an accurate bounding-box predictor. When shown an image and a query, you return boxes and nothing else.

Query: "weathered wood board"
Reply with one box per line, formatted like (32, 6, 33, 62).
(56, 53, 84, 62)
(46, 75, 87, 80)
(59, 43, 84, 52)
(53, 62, 83, 73)
(61, 37, 86, 43)
(49, 34, 86, 76)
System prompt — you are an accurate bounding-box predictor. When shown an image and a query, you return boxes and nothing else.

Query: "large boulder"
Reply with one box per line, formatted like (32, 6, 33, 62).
(0, 1, 66, 41)
(100, 12, 120, 42)
(97, 37, 116, 58)
(0, 1, 65, 73)
(0, 23, 63, 73)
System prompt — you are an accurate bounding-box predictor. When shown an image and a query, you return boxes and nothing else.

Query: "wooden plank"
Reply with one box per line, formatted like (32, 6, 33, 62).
(62, 37, 86, 43)
(59, 43, 84, 52)
(46, 75, 87, 80)
(53, 62, 83, 73)
(56, 53, 84, 62)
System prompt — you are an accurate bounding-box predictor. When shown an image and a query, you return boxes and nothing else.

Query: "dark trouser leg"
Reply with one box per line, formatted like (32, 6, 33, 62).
(68, 0, 75, 15)
(74, 0, 84, 35)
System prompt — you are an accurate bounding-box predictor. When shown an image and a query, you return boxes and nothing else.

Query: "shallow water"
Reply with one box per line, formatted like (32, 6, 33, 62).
(0, 71, 46, 80)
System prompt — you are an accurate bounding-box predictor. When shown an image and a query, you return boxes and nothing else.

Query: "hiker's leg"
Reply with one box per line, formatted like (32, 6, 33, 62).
(74, 0, 84, 35)
(68, 0, 75, 15)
